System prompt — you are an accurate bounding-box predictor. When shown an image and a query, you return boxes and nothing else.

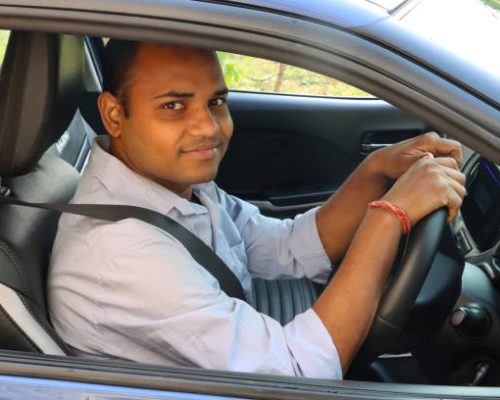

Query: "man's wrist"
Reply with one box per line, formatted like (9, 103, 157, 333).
(360, 150, 392, 188)
(365, 206, 403, 236)
(368, 200, 411, 235)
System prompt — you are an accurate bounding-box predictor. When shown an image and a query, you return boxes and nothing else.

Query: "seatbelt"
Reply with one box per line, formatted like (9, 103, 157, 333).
(0, 195, 246, 301)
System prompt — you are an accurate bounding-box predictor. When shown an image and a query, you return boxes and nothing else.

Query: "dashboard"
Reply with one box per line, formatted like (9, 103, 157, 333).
(453, 154, 500, 283)
(426, 152, 500, 386)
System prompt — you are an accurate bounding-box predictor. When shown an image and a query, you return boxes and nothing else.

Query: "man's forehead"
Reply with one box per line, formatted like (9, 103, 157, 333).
(134, 42, 218, 71)
(124, 42, 224, 94)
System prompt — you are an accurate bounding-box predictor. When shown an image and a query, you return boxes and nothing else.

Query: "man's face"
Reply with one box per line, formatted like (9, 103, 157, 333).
(98, 43, 233, 197)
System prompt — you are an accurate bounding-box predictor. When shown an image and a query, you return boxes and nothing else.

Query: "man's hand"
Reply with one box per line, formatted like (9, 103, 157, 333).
(382, 154, 466, 224)
(368, 132, 463, 180)
(316, 132, 464, 262)
(314, 140, 467, 374)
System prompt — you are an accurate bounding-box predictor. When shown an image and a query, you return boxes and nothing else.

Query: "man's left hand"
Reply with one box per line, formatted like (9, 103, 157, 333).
(369, 132, 463, 180)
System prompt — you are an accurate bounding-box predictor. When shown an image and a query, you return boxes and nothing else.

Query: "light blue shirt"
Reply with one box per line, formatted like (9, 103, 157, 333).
(48, 136, 342, 379)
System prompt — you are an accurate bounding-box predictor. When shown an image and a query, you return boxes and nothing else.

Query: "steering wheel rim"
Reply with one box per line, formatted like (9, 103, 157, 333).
(347, 207, 448, 379)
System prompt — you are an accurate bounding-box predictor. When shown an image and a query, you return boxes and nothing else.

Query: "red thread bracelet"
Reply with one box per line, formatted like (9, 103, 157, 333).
(368, 200, 411, 235)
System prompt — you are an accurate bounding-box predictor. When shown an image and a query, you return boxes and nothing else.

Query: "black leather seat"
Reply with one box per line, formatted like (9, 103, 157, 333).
(0, 31, 84, 354)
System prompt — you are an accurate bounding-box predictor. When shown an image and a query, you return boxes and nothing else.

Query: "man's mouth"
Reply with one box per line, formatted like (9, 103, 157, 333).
(181, 142, 222, 160)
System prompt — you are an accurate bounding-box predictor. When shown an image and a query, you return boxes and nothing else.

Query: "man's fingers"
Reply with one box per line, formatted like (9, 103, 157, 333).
(435, 163, 466, 203)
(434, 156, 460, 171)
(446, 189, 464, 223)
(437, 167, 465, 223)
(446, 175, 467, 200)
(421, 131, 440, 139)
(418, 132, 463, 167)
(438, 164, 466, 186)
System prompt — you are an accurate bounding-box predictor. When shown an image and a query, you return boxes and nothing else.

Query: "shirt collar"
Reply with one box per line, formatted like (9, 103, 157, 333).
(87, 136, 208, 217)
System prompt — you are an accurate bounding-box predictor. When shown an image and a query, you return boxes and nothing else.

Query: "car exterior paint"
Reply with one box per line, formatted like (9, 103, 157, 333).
(0, 375, 244, 400)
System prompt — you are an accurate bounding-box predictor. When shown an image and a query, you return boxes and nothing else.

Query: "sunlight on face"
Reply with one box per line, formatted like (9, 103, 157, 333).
(100, 43, 233, 198)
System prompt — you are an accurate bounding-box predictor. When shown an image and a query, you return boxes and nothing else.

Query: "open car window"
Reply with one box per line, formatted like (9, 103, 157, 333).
(218, 52, 373, 97)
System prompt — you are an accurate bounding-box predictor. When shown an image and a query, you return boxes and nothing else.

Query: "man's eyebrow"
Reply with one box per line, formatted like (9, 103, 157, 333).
(153, 88, 228, 99)
(153, 91, 194, 99)
(214, 88, 229, 96)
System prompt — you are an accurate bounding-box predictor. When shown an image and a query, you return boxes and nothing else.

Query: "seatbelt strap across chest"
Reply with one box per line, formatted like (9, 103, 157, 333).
(0, 195, 246, 301)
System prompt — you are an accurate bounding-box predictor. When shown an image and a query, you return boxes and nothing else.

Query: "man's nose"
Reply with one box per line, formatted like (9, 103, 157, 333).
(189, 106, 220, 137)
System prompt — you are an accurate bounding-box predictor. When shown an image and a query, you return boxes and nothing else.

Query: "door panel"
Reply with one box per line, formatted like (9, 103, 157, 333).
(217, 92, 431, 217)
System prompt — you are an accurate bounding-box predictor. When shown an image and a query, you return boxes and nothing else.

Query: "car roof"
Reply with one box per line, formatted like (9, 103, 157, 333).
(0, 0, 390, 28)
(206, 0, 390, 28)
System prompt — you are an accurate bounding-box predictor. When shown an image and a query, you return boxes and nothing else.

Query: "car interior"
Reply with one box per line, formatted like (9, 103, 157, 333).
(0, 30, 499, 388)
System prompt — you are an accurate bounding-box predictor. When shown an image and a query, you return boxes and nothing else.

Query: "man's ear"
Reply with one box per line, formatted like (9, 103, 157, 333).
(97, 91, 125, 138)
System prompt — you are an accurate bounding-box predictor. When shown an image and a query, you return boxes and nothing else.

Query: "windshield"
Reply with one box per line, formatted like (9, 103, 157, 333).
(395, 0, 500, 77)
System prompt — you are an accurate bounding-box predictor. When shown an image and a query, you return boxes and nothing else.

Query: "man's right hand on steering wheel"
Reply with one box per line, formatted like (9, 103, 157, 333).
(311, 133, 466, 376)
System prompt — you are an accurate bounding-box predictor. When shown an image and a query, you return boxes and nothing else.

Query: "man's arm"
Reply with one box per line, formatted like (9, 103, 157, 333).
(313, 151, 466, 373)
(316, 132, 463, 262)
(315, 154, 389, 263)
(314, 205, 400, 372)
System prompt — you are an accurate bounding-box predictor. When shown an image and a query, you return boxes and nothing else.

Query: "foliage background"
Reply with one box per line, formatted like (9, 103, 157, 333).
(481, 0, 500, 10)
(218, 52, 372, 97)
(0, 30, 9, 61)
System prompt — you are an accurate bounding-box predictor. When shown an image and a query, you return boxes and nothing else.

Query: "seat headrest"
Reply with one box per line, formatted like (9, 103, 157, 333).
(0, 32, 85, 178)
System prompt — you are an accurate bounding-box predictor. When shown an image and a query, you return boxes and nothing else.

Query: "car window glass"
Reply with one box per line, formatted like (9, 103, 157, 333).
(218, 52, 373, 97)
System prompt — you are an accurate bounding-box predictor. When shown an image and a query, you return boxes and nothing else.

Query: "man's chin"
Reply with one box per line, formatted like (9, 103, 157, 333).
(185, 168, 219, 185)
(190, 174, 218, 185)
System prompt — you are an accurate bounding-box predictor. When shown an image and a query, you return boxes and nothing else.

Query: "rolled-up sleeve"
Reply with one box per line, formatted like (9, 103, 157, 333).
(284, 309, 342, 378)
(80, 220, 342, 380)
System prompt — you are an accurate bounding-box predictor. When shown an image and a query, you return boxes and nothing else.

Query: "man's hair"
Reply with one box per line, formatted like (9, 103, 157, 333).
(102, 39, 140, 116)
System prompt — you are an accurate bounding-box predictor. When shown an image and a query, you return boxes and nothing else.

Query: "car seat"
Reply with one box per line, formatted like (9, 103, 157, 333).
(0, 31, 83, 354)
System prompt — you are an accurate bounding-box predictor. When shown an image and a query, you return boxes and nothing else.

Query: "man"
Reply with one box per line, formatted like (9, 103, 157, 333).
(49, 40, 465, 379)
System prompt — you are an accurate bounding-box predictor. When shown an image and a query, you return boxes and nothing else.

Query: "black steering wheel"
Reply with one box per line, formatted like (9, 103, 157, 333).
(347, 208, 448, 379)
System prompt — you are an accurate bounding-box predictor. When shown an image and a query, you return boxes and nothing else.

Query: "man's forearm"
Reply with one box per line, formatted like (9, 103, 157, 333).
(316, 152, 389, 262)
(313, 208, 401, 373)
(311, 134, 466, 374)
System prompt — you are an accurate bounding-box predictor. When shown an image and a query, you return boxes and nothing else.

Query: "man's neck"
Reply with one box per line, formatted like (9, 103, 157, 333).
(190, 192, 202, 205)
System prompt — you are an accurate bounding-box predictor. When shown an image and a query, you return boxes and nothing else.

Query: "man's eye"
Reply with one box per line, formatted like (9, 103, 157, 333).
(161, 102, 184, 110)
(209, 98, 226, 107)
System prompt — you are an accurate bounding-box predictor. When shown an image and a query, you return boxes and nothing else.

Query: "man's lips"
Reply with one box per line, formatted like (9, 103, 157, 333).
(181, 142, 221, 153)
(181, 142, 222, 153)
(180, 142, 222, 159)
